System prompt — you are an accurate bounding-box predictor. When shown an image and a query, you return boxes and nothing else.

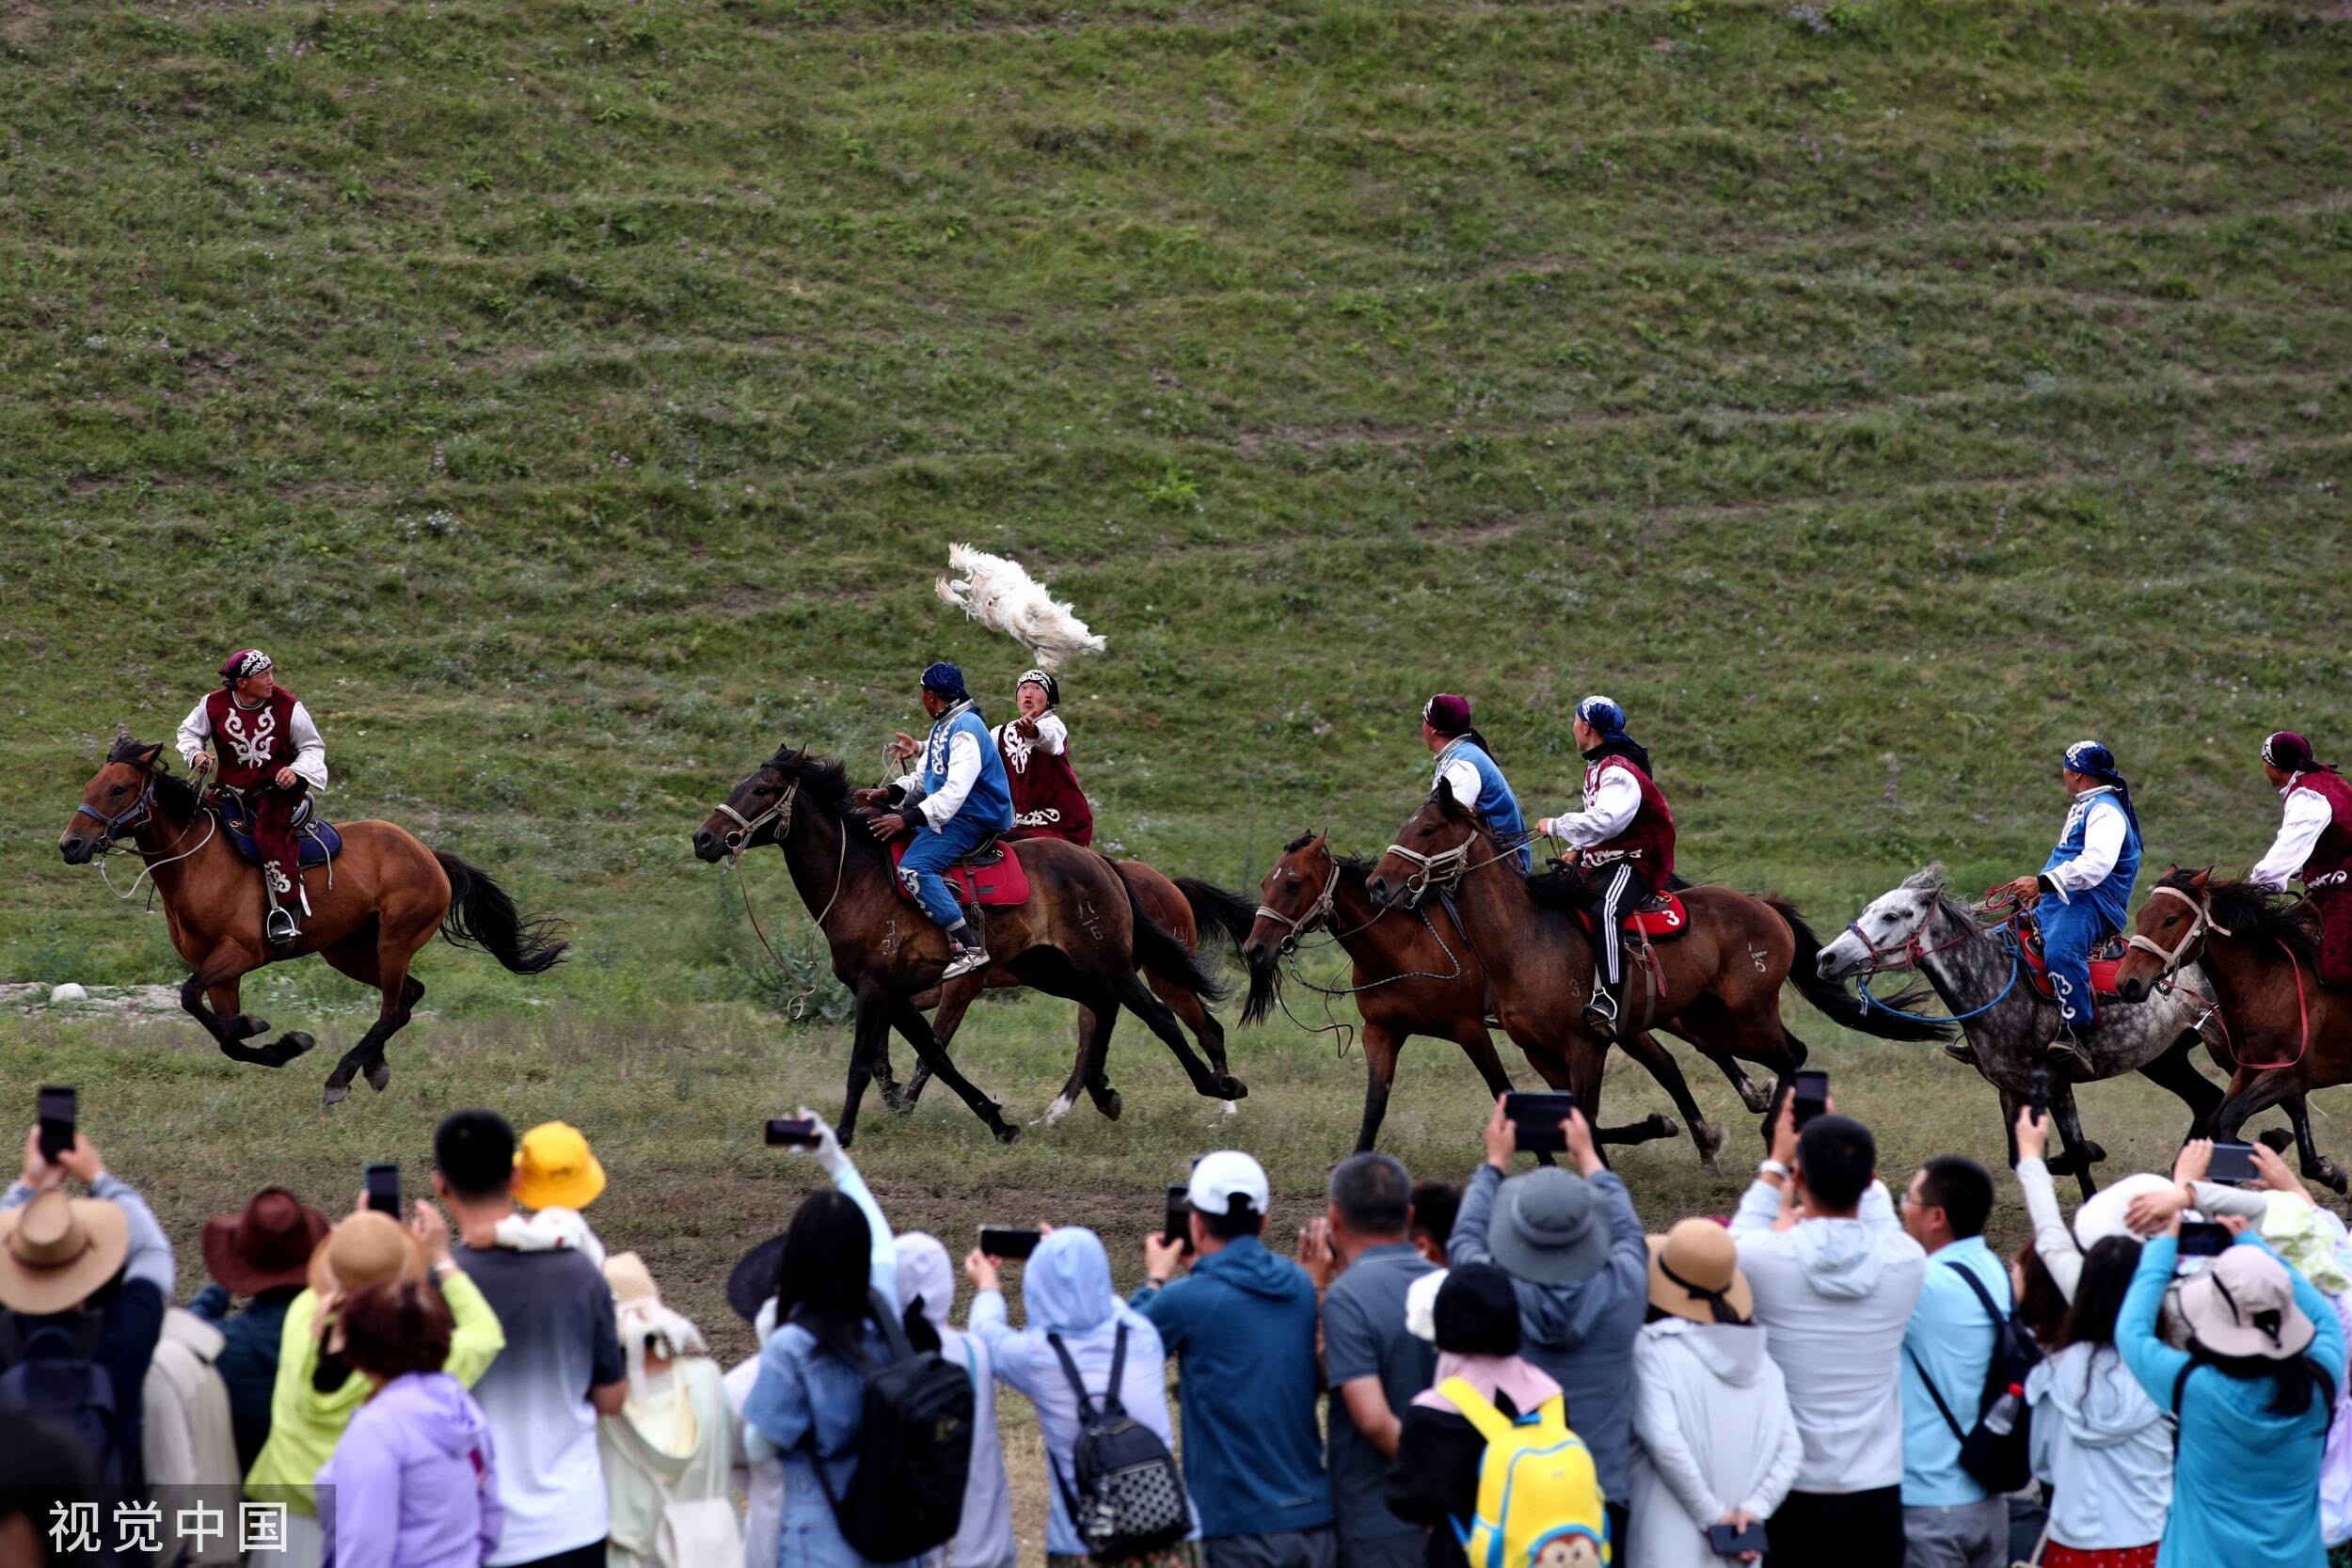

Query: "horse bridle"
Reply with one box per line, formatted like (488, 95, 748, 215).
(1254, 862, 1341, 955)
(713, 779, 799, 862)
(75, 769, 157, 847)
(2125, 883, 2233, 980)
(1842, 905, 1982, 974)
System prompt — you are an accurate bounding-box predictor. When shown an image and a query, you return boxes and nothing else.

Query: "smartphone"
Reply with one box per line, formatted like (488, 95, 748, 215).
(1504, 1091, 1580, 1154)
(764, 1117, 820, 1148)
(2028, 1067, 2050, 1127)
(37, 1086, 75, 1164)
(2206, 1141, 2261, 1184)
(977, 1226, 1041, 1260)
(363, 1163, 400, 1217)
(1164, 1183, 1194, 1256)
(2179, 1220, 2233, 1259)
(1791, 1069, 1830, 1130)
(1705, 1520, 1771, 1556)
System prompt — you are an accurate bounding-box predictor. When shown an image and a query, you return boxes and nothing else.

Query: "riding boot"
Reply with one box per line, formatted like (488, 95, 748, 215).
(2042, 1021, 2094, 1077)
(1944, 1040, 1980, 1068)
(1581, 968, 1624, 1043)
(940, 919, 990, 980)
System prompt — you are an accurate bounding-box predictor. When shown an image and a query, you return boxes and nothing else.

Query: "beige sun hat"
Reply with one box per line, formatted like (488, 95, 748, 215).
(307, 1210, 425, 1298)
(2177, 1244, 2316, 1360)
(0, 1189, 131, 1314)
(1646, 1218, 1755, 1325)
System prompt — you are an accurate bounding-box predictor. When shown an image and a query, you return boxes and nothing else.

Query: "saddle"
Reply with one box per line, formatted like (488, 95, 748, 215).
(210, 790, 342, 869)
(2014, 911, 2126, 1001)
(887, 834, 1031, 909)
(1573, 890, 1690, 942)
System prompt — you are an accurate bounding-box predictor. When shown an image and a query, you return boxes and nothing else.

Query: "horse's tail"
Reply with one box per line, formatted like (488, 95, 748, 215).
(1172, 877, 1258, 958)
(435, 851, 570, 974)
(1119, 868, 1229, 1006)
(1766, 895, 1953, 1041)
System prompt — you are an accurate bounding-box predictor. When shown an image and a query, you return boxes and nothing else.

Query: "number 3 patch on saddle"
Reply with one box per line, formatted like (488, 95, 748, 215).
(888, 838, 1032, 907)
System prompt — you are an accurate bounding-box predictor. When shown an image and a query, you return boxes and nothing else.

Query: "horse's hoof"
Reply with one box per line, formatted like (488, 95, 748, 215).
(1211, 1074, 1249, 1101)
(993, 1120, 1023, 1146)
(282, 1031, 315, 1058)
(876, 1082, 906, 1115)
(233, 1014, 270, 1039)
(2321, 1160, 2350, 1196)
(2080, 1140, 2109, 1166)
(1216, 1099, 1241, 1120)
(365, 1062, 392, 1093)
(1092, 1089, 1124, 1122)
(2260, 1128, 2296, 1154)
(1694, 1119, 1726, 1176)
(322, 1082, 349, 1108)
(1736, 1082, 1772, 1116)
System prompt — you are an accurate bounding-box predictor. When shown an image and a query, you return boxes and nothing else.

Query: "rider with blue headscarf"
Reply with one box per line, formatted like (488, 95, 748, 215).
(1999, 739, 2144, 1074)
(857, 662, 1016, 979)
(1534, 695, 1678, 1042)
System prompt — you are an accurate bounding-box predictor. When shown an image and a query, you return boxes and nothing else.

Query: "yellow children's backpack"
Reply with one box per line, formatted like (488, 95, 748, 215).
(1436, 1377, 1612, 1568)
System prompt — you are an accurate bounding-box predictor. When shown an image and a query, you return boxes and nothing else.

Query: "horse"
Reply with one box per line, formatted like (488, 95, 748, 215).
(1361, 783, 1955, 1144)
(1240, 831, 1690, 1162)
(1815, 864, 2227, 1198)
(58, 736, 567, 1104)
(884, 863, 1259, 1127)
(690, 745, 1247, 1146)
(2114, 866, 2352, 1193)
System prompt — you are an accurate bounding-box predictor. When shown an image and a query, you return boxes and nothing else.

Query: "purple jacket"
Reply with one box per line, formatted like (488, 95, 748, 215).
(320, 1371, 503, 1568)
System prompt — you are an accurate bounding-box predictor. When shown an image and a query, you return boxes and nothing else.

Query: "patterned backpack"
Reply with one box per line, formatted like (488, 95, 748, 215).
(1047, 1322, 1191, 1560)
(1437, 1378, 1611, 1568)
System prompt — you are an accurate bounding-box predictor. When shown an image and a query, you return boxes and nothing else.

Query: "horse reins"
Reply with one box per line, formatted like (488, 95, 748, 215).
(2123, 883, 2231, 978)
(719, 779, 847, 1022)
(2127, 884, 2314, 1071)
(81, 766, 218, 906)
(1851, 905, 2026, 1023)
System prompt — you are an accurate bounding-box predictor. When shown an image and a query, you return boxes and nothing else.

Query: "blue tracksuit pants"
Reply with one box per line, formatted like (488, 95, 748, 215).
(2038, 894, 2114, 1031)
(898, 814, 995, 930)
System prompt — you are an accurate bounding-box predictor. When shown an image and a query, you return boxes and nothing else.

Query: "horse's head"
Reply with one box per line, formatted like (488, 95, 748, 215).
(691, 746, 802, 863)
(2115, 864, 2213, 1002)
(61, 737, 167, 864)
(1816, 865, 1948, 980)
(1243, 831, 1336, 972)
(1365, 781, 1482, 910)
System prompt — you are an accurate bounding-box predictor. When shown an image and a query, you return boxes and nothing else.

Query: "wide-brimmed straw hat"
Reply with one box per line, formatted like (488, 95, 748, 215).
(307, 1211, 425, 1298)
(2178, 1244, 2316, 1360)
(0, 1189, 130, 1314)
(1646, 1219, 1754, 1325)
(514, 1121, 606, 1212)
(202, 1187, 329, 1296)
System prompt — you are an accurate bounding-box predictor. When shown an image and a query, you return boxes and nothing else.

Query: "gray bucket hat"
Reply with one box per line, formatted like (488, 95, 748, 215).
(1486, 1167, 1611, 1287)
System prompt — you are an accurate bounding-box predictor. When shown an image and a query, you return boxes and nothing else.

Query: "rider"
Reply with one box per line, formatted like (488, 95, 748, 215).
(2249, 730, 2352, 988)
(857, 662, 1015, 980)
(994, 669, 1093, 847)
(1998, 740, 2144, 1075)
(1422, 693, 1530, 872)
(174, 648, 328, 947)
(1532, 695, 1676, 1043)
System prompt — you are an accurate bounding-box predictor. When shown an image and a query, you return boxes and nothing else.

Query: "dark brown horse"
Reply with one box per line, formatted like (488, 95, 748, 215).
(1363, 784, 1953, 1138)
(2114, 866, 2351, 1191)
(58, 737, 567, 1103)
(691, 746, 1246, 1146)
(1240, 832, 1690, 1161)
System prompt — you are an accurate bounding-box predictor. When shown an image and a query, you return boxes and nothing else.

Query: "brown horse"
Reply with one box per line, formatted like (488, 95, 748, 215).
(1240, 832, 1691, 1160)
(691, 746, 1246, 1146)
(2114, 866, 2352, 1191)
(1363, 784, 1953, 1139)
(58, 737, 567, 1103)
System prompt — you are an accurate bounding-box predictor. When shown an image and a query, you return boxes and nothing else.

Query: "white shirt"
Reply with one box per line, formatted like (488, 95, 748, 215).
(1537, 766, 1641, 847)
(174, 695, 329, 791)
(993, 712, 1068, 773)
(892, 727, 983, 832)
(2040, 789, 2127, 901)
(2250, 774, 2337, 890)
(1436, 752, 1483, 809)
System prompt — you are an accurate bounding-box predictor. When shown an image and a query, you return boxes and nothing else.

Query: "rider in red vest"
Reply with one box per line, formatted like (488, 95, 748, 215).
(174, 649, 328, 946)
(993, 669, 1093, 847)
(1534, 694, 1677, 1042)
(2249, 729, 2352, 988)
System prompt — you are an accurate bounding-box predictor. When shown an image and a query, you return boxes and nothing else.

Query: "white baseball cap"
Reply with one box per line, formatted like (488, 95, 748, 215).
(1187, 1150, 1270, 1218)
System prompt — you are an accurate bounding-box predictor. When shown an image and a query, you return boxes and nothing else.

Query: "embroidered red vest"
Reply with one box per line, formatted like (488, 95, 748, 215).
(1581, 754, 1677, 890)
(998, 723, 1094, 847)
(202, 686, 300, 790)
(2293, 769, 2352, 884)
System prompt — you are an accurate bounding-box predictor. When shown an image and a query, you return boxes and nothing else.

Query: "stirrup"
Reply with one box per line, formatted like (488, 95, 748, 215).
(265, 908, 300, 946)
(2043, 1028, 2093, 1074)
(940, 944, 991, 981)
(1581, 992, 1620, 1042)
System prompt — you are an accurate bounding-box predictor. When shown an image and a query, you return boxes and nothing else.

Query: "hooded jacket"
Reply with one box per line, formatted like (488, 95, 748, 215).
(1448, 1163, 1649, 1502)
(1132, 1233, 1333, 1540)
(2026, 1341, 2171, 1550)
(895, 1234, 1016, 1568)
(318, 1371, 502, 1568)
(1726, 1179, 1926, 1494)
(1629, 1319, 1804, 1568)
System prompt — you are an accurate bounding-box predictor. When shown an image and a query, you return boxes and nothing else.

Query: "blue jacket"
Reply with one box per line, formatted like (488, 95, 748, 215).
(2118, 1235, 2344, 1568)
(188, 1282, 301, 1472)
(1131, 1235, 1333, 1539)
(2040, 787, 2141, 934)
(1899, 1239, 2013, 1505)
(1435, 738, 1531, 871)
(917, 702, 1014, 834)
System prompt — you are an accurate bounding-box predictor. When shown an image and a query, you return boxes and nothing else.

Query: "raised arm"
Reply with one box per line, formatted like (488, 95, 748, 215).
(2116, 1234, 2188, 1406)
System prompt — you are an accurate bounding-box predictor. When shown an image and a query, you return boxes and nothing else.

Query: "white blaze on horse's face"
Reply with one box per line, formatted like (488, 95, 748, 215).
(1818, 885, 1939, 979)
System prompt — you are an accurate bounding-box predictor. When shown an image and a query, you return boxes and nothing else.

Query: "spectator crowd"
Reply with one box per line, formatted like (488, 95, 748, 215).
(6, 1083, 2352, 1568)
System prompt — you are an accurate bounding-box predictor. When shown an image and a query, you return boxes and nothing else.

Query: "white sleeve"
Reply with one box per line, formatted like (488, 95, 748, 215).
(175, 699, 212, 765)
(2250, 787, 2333, 891)
(1629, 1337, 1723, 1526)
(2015, 1158, 2083, 1303)
(1542, 769, 1641, 847)
(1439, 757, 1483, 808)
(287, 702, 329, 792)
(1035, 714, 1069, 756)
(2043, 799, 2124, 900)
(918, 731, 982, 831)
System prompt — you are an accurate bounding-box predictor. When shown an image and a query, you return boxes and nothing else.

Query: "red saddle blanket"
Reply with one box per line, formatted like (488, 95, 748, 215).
(1575, 891, 1690, 941)
(2018, 939, 2125, 1001)
(888, 837, 1031, 909)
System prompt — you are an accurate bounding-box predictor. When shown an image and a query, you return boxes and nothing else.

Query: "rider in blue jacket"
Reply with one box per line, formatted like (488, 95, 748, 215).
(1999, 740, 2143, 1076)
(1422, 692, 1531, 872)
(857, 662, 1015, 979)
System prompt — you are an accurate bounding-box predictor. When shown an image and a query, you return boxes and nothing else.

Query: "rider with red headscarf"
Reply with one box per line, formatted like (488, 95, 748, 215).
(2249, 730, 2352, 988)
(174, 649, 329, 946)
(1534, 695, 1677, 1043)
(993, 669, 1093, 847)
(1421, 693, 1530, 874)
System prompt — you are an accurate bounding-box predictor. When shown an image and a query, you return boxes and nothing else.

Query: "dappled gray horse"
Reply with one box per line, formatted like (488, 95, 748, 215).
(1817, 865, 2223, 1198)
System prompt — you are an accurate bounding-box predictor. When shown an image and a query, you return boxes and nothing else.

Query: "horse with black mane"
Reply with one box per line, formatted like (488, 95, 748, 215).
(691, 745, 1246, 1146)
(59, 736, 567, 1104)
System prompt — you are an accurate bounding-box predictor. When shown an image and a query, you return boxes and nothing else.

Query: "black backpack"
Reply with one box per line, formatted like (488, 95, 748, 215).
(0, 1312, 126, 1486)
(801, 1291, 975, 1561)
(1904, 1260, 2042, 1493)
(1047, 1323, 1191, 1560)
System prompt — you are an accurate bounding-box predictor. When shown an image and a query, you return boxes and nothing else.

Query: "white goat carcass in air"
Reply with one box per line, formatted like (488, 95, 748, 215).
(933, 544, 1106, 671)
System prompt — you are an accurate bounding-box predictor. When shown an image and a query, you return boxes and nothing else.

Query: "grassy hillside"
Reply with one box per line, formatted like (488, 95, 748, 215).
(4, 0, 2349, 1016)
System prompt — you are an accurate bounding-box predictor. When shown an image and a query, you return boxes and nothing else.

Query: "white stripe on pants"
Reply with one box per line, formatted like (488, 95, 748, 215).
(1593, 861, 1635, 986)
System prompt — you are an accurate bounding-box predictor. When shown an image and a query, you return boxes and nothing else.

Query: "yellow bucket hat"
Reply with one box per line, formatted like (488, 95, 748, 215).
(514, 1121, 607, 1211)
